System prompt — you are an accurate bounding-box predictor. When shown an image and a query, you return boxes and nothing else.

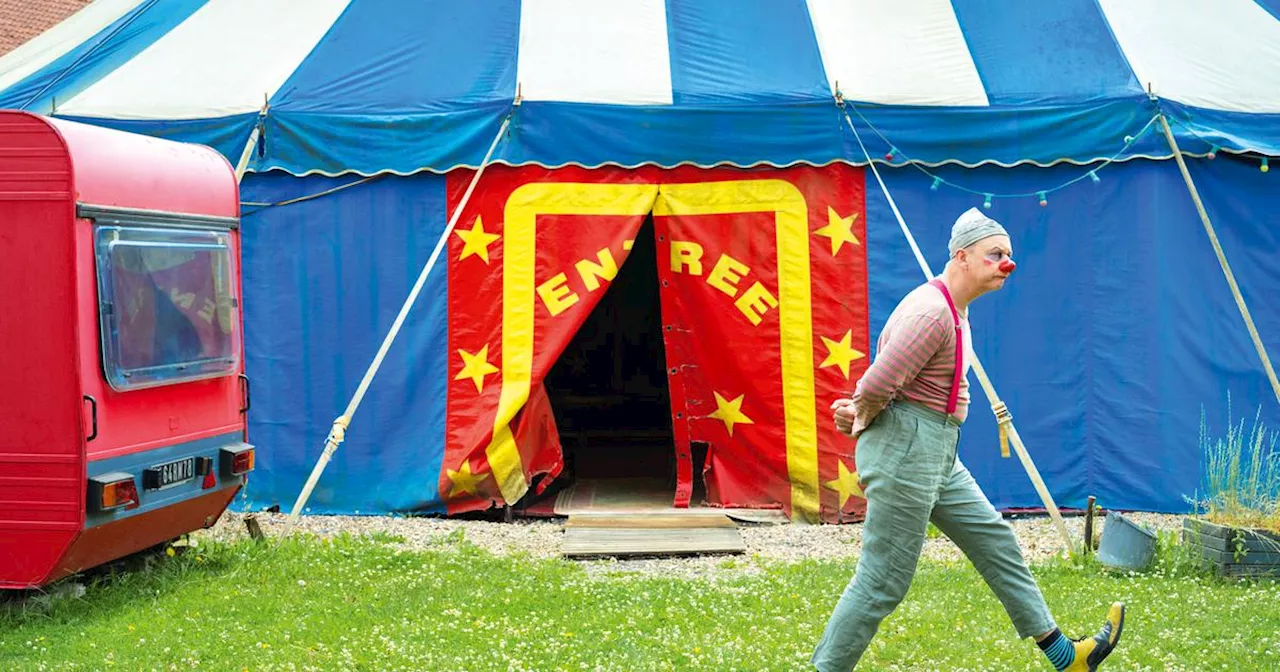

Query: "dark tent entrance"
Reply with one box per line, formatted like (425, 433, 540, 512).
(528, 216, 703, 513)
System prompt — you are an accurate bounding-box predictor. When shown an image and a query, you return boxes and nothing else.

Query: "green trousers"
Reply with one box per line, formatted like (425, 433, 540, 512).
(811, 401, 1056, 671)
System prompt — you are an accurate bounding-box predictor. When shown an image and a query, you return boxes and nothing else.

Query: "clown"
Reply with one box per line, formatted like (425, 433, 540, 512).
(812, 208, 1125, 671)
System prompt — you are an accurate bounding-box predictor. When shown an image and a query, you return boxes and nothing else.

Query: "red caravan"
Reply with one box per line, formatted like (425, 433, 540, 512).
(0, 111, 253, 589)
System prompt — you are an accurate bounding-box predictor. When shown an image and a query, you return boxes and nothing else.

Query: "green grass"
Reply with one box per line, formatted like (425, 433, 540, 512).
(2, 533, 1278, 671)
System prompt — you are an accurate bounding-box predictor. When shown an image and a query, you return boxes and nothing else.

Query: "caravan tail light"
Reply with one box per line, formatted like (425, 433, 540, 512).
(233, 450, 254, 475)
(220, 444, 256, 477)
(90, 473, 140, 511)
(102, 479, 139, 510)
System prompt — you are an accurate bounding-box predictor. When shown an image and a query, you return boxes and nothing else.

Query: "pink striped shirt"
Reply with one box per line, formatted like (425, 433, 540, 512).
(851, 281, 971, 434)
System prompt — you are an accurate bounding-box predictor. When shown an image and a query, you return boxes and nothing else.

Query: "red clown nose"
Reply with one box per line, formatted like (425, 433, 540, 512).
(998, 259, 1017, 274)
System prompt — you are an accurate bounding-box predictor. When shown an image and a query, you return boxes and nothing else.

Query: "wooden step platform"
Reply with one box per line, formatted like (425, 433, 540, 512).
(561, 513, 746, 559)
(549, 478, 789, 525)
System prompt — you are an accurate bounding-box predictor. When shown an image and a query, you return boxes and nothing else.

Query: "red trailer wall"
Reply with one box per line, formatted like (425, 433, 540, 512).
(2, 113, 245, 588)
(0, 113, 84, 587)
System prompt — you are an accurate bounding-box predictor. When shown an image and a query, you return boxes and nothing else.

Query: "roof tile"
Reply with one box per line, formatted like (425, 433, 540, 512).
(0, 0, 94, 56)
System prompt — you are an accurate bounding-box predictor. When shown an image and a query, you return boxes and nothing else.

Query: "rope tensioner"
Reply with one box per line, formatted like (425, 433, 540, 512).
(991, 401, 1013, 458)
(326, 415, 349, 447)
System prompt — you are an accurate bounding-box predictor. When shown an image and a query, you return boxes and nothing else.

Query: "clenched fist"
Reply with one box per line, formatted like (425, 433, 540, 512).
(831, 398, 857, 437)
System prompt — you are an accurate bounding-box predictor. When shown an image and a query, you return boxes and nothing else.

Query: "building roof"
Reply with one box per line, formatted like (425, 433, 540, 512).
(0, 0, 92, 56)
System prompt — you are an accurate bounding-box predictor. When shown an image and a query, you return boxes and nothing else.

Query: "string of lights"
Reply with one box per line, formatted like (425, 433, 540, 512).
(837, 99, 1232, 209)
(1164, 114, 1271, 173)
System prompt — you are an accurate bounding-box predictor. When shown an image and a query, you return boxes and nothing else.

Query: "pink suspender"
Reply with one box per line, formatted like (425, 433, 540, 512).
(928, 279, 963, 416)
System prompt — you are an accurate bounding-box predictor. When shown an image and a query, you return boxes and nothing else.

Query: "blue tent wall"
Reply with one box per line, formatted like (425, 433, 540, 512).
(234, 172, 449, 515)
(231, 157, 1280, 516)
(866, 156, 1280, 514)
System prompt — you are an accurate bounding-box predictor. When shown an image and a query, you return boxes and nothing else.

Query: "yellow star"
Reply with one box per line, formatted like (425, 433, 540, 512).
(819, 330, 866, 379)
(455, 216, 500, 264)
(446, 459, 486, 499)
(709, 392, 754, 436)
(825, 459, 864, 509)
(454, 345, 499, 392)
(814, 207, 860, 256)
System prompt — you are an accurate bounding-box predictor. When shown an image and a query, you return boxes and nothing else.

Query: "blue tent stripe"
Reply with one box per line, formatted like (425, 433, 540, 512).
(950, 0, 1144, 105)
(270, 0, 519, 114)
(257, 0, 520, 176)
(0, 0, 208, 114)
(665, 0, 829, 105)
(1257, 0, 1280, 22)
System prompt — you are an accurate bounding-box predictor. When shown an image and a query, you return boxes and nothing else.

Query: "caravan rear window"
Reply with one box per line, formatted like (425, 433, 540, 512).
(94, 226, 241, 391)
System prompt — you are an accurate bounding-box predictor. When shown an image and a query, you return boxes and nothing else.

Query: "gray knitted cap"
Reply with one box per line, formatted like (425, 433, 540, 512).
(948, 207, 1009, 256)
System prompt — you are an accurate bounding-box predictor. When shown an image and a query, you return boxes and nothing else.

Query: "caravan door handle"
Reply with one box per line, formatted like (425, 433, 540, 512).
(239, 374, 251, 414)
(83, 395, 98, 442)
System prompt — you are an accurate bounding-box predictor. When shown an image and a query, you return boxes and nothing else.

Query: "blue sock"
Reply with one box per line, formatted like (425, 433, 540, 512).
(1037, 629, 1075, 670)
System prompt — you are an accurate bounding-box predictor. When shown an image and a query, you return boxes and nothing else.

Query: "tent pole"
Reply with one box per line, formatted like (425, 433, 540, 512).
(286, 109, 516, 528)
(233, 126, 261, 182)
(840, 106, 1076, 557)
(1157, 114, 1280, 408)
(235, 95, 270, 183)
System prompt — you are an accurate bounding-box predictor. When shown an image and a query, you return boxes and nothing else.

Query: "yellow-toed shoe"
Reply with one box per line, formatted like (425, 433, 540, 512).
(1066, 602, 1125, 671)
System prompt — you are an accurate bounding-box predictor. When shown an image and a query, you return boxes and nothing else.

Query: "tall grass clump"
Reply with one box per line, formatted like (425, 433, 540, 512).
(1191, 397, 1280, 534)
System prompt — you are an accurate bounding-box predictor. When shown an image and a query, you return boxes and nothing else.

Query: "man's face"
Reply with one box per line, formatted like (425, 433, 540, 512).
(961, 235, 1014, 291)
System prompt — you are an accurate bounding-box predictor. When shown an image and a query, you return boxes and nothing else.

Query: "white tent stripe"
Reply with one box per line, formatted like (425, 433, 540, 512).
(806, 0, 989, 107)
(59, 0, 350, 119)
(0, 0, 145, 95)
(516, 0, 673, 105)
(1099, 0, 1280, 114)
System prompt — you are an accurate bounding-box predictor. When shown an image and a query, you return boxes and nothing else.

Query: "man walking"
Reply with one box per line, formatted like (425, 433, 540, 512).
(811, 208, 1125, 671)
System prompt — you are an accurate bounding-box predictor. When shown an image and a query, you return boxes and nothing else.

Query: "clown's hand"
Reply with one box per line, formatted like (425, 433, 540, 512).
(832, 401, 856, 436)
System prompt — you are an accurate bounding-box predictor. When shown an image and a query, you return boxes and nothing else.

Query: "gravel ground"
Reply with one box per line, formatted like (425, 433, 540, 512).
(197, 510, 1186, 580)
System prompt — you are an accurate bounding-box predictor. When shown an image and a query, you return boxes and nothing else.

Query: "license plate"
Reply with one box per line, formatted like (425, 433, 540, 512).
(143, 457, 196, 490)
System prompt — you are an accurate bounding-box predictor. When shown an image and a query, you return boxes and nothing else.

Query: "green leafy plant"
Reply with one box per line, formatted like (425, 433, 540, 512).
(1232, 529, 1249, 563)
(1150, 528, 1214, 578)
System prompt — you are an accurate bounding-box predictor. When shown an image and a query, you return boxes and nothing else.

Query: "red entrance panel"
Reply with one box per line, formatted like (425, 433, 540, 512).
(440, 164, 870, 523)
(0, 111, 248, 589)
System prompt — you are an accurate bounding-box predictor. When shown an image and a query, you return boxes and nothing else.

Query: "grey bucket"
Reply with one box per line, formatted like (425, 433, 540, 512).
(1097, 511, 1158, 571)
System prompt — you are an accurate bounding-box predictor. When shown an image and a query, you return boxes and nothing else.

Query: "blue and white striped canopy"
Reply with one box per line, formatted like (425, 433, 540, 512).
(2, 0, 1278, 176)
